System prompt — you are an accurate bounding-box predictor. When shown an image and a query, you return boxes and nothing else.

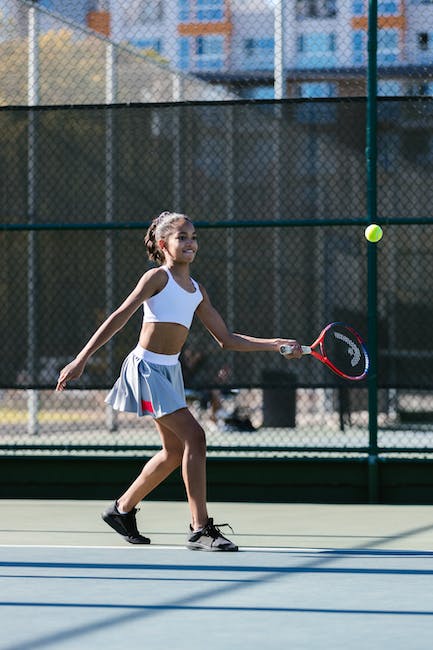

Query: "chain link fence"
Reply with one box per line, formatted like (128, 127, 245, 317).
(1, 0, 433, 460)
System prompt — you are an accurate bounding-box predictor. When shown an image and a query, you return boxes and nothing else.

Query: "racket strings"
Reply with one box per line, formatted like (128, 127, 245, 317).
(323, 325, 368, 379)
(333, 331, 362, 367)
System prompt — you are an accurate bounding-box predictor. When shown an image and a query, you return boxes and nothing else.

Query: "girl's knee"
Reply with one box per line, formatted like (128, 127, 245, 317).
(186, 423, 206, 453)
(163, 445, 184, 467)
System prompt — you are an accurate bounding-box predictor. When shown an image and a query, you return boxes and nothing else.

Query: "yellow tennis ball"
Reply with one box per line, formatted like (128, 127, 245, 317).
(365, 224, 383, 243)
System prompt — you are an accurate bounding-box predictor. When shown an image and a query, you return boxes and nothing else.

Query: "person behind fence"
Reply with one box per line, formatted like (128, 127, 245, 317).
(180, 347, 231, 424)
(56, 211, 302, 551)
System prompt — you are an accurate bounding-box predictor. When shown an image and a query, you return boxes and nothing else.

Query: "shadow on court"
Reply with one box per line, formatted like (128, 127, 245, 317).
(2, 525, 433, 649)
(2, 502, 433, 649)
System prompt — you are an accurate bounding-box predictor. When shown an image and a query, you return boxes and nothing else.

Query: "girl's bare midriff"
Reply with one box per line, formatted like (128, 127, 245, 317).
(139, 321, 189, 355)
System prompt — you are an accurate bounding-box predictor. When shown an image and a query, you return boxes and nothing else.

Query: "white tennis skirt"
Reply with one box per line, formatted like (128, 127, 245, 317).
(105, 344, 187, 419)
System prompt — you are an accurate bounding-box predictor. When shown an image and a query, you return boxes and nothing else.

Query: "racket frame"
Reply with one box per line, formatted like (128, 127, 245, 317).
(280, 322, 369, 381)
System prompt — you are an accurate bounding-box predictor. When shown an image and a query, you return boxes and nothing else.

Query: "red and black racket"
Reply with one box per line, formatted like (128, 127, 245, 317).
(280, 322, 369, 381)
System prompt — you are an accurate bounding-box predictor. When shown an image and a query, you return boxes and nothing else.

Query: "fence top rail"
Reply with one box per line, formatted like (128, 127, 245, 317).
(0, 96, 368, 113)
(2, 95, 433, 114)
(1, 217, 433, 232)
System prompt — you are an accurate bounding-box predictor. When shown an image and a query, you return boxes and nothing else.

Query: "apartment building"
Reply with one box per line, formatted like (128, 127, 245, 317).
(108, 0, 433, 97)
(2, 0, 433, 96)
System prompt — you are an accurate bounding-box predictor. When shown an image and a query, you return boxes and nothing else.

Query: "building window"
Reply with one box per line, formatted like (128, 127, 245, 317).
(418, 32, 429, 51)
(378, 1, 399, 14)
(378, 28, 399, 64)
(178, 0, 190, 21)
(296, 0, 337, 19)
(196, 0, 225, 21)
(179, 35, 225, 71)
(352, 30, 365, 64)
(352, 28, 399, 65)
(352, 0, 365, 14)
(179, 0, 225, 22)
(297, 33, 336, 53)
(297, 32, 337, 68)
(195, 35, 224, 69)
(243, 38, 274, 70)
(353, 0, 399, 14)
(416, 32, 433, 62)
(178, 37, 190, 70)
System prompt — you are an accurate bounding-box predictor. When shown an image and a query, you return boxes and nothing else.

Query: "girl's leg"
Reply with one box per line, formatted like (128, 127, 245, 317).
(157, 408, 208, 530)
(117, 408, 208, 529)
(117, 419, 184, 512)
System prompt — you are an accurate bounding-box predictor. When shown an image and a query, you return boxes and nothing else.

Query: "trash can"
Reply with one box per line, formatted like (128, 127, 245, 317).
(262, 370, 297, 428)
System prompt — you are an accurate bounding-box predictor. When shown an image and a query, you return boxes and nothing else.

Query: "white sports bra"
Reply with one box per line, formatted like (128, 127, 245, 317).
(143, 266, 203, 329)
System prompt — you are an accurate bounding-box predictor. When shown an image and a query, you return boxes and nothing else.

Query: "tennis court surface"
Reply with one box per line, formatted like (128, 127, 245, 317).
(2, 500, 433, 649)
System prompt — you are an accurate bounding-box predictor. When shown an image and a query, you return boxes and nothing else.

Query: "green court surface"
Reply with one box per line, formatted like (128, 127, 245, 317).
(2, 501, 433, 649)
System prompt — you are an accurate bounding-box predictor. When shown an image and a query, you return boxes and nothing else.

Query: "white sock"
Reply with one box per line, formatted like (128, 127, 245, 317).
(116, 502, 128, 514)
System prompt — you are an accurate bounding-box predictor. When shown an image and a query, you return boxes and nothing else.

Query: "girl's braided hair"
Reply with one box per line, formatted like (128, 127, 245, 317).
(144, 211, 192, 265)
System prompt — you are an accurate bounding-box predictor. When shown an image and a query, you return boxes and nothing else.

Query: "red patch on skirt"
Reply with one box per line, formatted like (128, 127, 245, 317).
(141, 400, 154, 414)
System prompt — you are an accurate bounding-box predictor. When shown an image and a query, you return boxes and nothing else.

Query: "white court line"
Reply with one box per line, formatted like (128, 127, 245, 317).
(1, 544, 432, 555)
(0, 544, 325, 553)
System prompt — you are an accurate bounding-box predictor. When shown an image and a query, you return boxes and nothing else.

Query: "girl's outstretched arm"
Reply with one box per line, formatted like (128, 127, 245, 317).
(56, 268, 165, 391)
(195, 285, 303, 358)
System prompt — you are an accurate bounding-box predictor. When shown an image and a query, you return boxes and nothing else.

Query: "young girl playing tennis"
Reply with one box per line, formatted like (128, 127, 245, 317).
(56, 211, 302, 551)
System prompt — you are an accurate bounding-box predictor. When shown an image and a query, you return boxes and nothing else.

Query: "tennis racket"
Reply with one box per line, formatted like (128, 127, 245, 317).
(280, 322, 369, 381)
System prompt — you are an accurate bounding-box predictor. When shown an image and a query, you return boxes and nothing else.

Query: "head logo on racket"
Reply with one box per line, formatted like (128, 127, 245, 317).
(280, 322, 369, 381)
(333, 330, 361, 368)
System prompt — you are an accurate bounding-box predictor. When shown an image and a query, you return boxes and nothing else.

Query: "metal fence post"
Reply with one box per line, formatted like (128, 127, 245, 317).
(225, 105, 235, 331)
(367, 0, 379, 502)
(274, 0, 286, 101)
(105, 41, 118, 432)
(172, 73, 183, 211)
(27, 1, 39, 436)
(273, 0, 286, 336)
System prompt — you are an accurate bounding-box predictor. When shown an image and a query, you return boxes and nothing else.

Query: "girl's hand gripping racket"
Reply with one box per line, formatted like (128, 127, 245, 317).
(280, 322, 369, 381)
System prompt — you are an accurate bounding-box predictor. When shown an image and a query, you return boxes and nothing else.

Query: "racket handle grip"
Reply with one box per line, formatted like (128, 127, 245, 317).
(280, 344, 311, 356)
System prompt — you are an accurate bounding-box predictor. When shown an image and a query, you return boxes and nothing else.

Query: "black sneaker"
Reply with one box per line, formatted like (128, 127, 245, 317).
(187, 517, 238, 552)
(101, 501, 151, 544)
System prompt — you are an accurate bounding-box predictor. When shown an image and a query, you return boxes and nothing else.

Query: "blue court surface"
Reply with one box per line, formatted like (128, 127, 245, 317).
(2, 501, 433, 649)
